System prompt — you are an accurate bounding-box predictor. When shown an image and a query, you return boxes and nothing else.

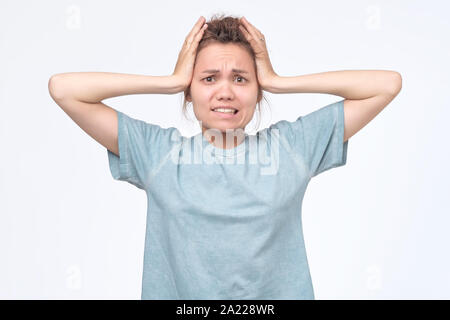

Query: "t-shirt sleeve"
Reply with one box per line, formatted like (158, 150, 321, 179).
(107, 109, 181, 190)
(269, 99, 348, 178)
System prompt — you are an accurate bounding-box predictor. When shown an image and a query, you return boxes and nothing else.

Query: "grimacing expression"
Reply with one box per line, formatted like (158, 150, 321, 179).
(187, 43, 259, 133)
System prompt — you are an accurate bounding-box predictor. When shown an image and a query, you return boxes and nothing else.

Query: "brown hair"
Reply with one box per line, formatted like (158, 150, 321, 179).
(182, 13, 270, 132)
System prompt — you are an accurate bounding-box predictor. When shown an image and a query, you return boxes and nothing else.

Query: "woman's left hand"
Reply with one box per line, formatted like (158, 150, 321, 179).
(239, 16, 278, 92)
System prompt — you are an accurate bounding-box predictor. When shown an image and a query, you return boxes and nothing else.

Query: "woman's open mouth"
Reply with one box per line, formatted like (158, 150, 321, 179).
(211, 107, 239, 119)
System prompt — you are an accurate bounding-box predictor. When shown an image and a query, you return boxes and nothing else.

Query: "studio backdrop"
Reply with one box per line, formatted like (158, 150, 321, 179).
(0, 0, 448, 299)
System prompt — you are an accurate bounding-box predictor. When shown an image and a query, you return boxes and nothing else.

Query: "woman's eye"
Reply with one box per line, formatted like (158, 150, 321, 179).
(203, 76, 247, 83)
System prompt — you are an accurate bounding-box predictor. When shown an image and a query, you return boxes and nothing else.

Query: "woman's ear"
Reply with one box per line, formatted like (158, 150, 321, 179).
(185, 89, 192, 102)
(257, 89, 262, 103)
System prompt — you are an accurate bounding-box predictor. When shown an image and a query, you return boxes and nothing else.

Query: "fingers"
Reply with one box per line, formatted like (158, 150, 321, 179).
(238, 23, 251, 42)
(239, 16, 264, 42)
(192, 23, 207, 50)
(185, 16, 207, 45)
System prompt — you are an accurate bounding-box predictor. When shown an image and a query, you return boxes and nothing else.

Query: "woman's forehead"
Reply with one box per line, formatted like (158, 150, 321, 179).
(196, 44, 254, 72)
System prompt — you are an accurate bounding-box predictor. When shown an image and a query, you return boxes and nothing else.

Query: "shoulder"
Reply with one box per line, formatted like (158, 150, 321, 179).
(118, 110, 182, 142)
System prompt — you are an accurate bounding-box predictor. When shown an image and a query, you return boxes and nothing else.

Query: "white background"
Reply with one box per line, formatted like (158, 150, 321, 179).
(1, 0, 449, 299)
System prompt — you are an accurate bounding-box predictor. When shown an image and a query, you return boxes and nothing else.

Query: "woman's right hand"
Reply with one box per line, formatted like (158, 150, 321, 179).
(171, 16, 208, 93)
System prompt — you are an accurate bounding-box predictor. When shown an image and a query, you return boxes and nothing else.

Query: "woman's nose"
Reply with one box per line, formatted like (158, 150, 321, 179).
(215, 83, 234, 100)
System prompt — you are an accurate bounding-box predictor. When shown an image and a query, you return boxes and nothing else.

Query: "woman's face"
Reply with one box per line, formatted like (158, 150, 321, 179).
(187, 43, 259, 134)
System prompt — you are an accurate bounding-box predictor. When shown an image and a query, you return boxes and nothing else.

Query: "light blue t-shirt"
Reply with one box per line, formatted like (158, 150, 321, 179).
(107, 99, 348, 299)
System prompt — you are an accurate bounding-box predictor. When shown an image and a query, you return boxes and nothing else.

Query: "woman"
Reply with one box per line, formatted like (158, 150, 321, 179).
(48, 14, 402, 299)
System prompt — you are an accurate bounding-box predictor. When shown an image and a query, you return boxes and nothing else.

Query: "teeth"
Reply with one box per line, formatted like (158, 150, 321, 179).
(214, 108, 236, 114)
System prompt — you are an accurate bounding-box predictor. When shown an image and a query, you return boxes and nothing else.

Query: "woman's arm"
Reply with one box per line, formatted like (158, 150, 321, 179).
(236, 17, 402, 141)
(48, 72, 183, 156)
(266, 70, 402, 141)
(266, 70, 401, 98)
(49, 72, 183, 103)
(48, 17, 206, 157)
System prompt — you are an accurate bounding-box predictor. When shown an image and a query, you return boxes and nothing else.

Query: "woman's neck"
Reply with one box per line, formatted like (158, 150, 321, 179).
(202, 127, 246, 149)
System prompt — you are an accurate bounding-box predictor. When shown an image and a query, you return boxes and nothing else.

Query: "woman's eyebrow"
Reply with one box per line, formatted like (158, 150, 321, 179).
(201, 69, 249, 74)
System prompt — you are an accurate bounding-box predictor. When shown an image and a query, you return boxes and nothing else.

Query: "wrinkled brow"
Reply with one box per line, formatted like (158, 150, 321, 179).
(201, 69, 249, 74)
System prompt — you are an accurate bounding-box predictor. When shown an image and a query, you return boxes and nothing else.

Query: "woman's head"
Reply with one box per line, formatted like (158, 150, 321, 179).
(183, 14, 267, 134)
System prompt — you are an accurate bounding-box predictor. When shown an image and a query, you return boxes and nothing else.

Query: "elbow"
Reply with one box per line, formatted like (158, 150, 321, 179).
(385, 71, 402, 97)
(48, 74, 67, 102)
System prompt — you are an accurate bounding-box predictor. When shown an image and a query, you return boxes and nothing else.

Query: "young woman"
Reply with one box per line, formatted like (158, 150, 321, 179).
(48, 14, 402, 300)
